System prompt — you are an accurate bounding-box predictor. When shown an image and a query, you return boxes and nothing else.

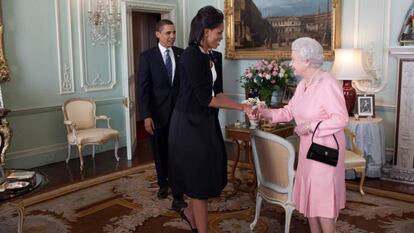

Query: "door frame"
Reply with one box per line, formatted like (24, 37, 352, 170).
(120, 1, 177, 160)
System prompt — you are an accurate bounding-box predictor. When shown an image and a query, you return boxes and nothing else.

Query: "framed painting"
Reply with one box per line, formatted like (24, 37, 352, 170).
(356, 94, 375, 118)
(0, 0, 9, 82)
(224, 0, 341, 60)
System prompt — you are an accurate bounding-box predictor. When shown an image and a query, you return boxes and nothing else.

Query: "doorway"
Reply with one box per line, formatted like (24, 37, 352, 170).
(131, 12, 160, 141)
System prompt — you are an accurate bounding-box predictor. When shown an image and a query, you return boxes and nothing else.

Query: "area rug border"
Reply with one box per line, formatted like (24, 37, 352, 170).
(19, 163, 154, 207)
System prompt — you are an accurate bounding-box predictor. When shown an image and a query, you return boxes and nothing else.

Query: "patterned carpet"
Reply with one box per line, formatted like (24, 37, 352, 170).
(1, 163, 414, 233)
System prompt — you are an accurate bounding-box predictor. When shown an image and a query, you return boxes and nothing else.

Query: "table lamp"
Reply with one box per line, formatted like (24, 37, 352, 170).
(331, 48, 371, 116)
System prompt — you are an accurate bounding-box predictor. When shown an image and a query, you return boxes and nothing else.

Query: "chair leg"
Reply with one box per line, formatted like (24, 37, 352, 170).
(284, 205, 294, 233)
(114, 137, 120, 161)
(356, 167, 366, 195)
(250, 194, 263, 230)
(77, 145, 84, 171)
(66, 144, 71, 163)
(92, 145, 95, 159)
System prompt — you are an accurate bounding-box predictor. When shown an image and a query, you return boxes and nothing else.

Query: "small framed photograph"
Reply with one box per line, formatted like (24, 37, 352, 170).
(357, 94, 375, 117)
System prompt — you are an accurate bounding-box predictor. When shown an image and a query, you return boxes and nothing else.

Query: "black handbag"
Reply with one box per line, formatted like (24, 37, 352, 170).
(306, 121, 339, 167)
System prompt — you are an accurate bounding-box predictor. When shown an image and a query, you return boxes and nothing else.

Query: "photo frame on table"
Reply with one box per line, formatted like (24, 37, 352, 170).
(224, 0, 342, 60)
(356, 94, 375, 117)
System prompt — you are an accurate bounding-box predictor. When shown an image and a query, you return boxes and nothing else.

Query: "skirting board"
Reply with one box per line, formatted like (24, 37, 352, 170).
(5, 136, 126, 169)
(346, 182, 414, 203)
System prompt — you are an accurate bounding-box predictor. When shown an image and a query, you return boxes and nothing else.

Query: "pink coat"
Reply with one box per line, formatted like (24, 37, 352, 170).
(268, 72, 349, 218)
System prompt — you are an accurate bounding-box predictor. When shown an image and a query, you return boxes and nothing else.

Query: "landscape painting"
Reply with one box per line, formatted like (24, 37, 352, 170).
(224, 0, 341, 60)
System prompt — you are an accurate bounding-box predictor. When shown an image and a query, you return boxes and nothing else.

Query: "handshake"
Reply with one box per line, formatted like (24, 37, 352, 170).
(241, 98, 273, 123)
(240, 97, 313, 136)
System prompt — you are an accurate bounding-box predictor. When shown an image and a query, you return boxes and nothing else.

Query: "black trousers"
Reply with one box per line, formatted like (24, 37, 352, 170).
(151, 125, 182, 199)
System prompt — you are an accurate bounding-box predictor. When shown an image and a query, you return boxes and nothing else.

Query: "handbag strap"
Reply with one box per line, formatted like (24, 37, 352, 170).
(311, 121, 339, 150)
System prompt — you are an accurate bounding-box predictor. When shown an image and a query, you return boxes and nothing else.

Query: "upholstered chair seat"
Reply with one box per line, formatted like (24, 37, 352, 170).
(67, 128, 119, 145)
(344, 128, 366, 195)
(345, 150, 366, 168)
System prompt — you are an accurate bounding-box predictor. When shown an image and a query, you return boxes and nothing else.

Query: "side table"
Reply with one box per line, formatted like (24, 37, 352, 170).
(346, 117, 385, 178)
(0, 170, 48, 233)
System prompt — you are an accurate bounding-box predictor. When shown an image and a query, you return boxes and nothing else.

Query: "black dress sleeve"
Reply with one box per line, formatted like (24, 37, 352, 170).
(180, 47, 213, 107)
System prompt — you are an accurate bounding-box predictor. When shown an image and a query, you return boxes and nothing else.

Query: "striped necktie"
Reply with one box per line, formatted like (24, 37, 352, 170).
(165, 49, 173, 83)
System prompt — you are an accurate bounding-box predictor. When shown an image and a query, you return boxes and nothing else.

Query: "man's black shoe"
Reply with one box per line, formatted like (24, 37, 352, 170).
(157, 186, 168, 199)
(171, 198, 188, 211)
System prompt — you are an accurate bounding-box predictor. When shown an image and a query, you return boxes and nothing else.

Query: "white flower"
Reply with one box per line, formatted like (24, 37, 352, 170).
(242, 97, 267, 108)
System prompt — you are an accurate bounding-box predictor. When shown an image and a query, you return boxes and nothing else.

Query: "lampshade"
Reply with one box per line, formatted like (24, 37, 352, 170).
(330, 48, 371, 116)
(331, 48, 370, 81)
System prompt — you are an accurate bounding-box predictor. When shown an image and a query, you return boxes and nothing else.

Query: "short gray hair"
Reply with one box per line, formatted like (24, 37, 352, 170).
(291, 37, 324, 68)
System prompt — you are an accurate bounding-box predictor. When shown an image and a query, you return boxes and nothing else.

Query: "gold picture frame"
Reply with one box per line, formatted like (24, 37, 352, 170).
(224, 0, 342, 60)
(0, 0, 9, 82)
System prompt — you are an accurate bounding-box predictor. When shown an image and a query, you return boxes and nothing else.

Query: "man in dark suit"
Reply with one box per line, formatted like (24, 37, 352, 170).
(137, 19, 186, 210)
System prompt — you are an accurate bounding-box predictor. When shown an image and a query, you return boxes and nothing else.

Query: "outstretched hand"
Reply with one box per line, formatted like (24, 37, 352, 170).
(241, 104, 254, 116)
(294, 122, 312, 136)
(256, 107, 273, 121)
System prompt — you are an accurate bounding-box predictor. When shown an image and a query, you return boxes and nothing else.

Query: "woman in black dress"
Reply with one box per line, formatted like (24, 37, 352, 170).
(168, 6, 252, 233)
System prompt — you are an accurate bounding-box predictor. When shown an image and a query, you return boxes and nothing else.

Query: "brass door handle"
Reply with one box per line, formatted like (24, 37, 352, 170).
(123, 98, 134, 108)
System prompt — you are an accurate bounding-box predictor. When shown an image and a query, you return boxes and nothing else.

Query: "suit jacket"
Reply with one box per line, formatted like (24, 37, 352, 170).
(137, 46, 184, 128)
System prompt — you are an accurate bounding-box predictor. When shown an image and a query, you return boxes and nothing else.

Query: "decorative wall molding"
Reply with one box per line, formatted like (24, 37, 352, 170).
(77, 0, 117, 92)
(389, 46, 414, 58)
(124, 0, 177, 21)
(182, 0, 189, 47)
(9, 97, 124, 117)
(376, 104, 396, 112)
(352, 0, 390, 94)
(55, 0, 75, 94)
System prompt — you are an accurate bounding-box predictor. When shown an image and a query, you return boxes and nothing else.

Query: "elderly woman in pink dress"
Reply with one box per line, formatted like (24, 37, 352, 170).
(257, 37, 348, 233)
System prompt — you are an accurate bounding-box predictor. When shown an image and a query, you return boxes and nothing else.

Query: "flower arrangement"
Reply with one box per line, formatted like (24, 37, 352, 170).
(241, 97, 267, 109)
(239, 59, 295, 105)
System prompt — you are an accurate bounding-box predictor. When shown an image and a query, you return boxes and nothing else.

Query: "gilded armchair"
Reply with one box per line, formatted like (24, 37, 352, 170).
(62, 98, 120, 170)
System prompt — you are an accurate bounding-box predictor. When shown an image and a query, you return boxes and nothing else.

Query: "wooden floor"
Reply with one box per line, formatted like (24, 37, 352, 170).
(32, 139, 414, 197)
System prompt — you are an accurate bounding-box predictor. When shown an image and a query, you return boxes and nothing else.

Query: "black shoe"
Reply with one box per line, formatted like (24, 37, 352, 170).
(157, 186, 168, 199)
(171, 198, 188, 211)
(179, 210, 197, 232)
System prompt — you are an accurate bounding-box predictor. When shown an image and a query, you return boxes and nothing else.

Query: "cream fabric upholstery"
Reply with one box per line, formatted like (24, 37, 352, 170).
(250, 130, 295, 233)
(62, 98, 120, 170)
(344, 128, 366, 195)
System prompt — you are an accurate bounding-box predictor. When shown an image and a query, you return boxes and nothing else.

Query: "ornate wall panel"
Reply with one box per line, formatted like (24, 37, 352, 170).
(55, 0, 75, 94)
(77, 0, 117, 92)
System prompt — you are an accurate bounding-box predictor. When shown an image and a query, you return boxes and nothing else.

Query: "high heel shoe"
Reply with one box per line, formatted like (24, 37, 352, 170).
(179, 210, 198, 232)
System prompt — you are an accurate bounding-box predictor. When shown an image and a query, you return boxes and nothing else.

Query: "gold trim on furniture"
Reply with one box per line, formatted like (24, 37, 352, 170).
(0, 0, 9, 82)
